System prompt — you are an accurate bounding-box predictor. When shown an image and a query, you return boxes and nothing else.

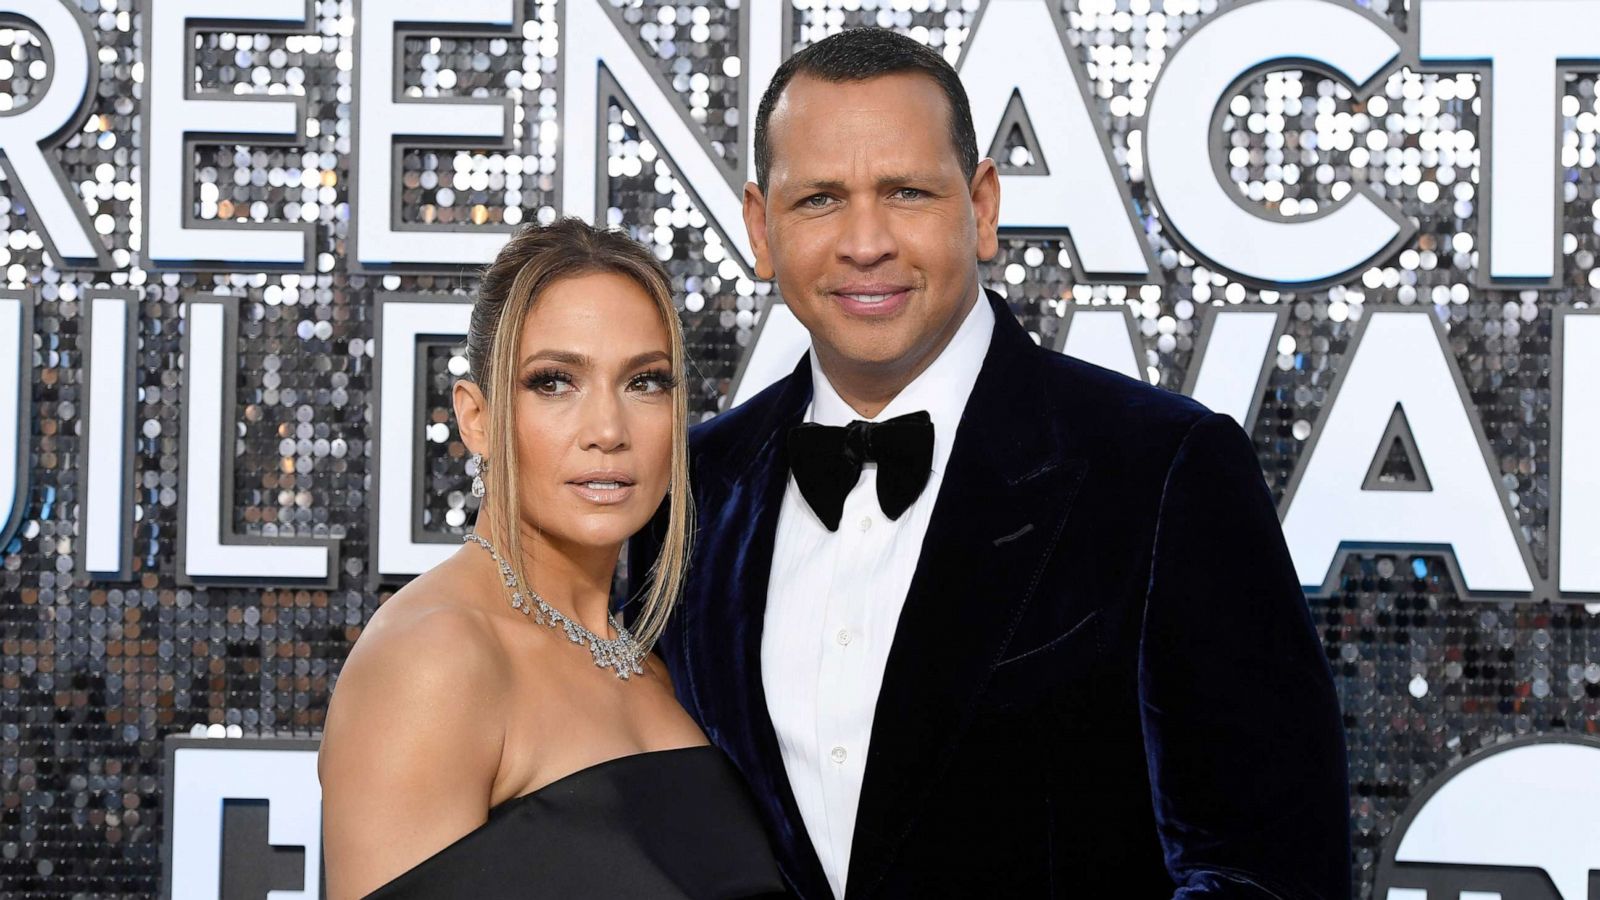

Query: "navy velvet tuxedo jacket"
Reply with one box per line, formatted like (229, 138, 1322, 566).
(630, 289, 1351, 899)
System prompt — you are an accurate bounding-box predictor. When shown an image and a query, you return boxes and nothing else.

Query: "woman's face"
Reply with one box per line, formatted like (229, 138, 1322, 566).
(490, 270, 676, 551)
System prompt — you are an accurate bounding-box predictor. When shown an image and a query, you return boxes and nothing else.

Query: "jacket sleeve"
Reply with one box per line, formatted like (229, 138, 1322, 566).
(1139, 413, 1352, 900)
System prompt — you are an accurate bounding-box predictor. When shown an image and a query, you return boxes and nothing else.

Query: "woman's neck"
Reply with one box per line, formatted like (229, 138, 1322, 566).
(475, 517, 620, 637)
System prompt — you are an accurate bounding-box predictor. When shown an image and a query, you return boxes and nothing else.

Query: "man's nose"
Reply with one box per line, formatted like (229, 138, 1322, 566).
(835, 199, 897, 268)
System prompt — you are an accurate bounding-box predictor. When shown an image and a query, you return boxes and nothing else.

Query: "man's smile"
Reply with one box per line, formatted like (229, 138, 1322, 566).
(829, 281, 914, 318)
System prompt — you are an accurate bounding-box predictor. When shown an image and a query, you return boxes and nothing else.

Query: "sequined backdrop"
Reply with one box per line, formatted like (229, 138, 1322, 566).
(1, 1, 1594, 896)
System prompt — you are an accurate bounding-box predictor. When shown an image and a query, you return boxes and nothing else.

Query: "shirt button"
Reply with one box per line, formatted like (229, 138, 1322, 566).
(830, 745, 848, 764)
(836, 628, 852, 646)
(858, 516, 873, 532)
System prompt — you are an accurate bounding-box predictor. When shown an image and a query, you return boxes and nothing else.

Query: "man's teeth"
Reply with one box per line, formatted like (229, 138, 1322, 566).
(844, 293, 895, 304)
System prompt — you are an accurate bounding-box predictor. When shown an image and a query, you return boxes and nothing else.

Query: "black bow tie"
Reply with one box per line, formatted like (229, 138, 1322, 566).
(787, 411, 935, 532)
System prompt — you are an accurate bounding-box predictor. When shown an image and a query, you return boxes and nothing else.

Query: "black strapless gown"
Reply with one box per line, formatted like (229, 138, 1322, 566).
(362, 745, 790, 899)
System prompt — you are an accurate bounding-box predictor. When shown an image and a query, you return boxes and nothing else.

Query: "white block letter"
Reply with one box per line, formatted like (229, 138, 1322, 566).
(373, 295, 472, 580)
(180, 300, 333, 582)
(81, 290, 136, 580)
(1183, 305, 1287, 432)
(0, 291, 30, 551)
(1053, 306, 1143, 381)
(0, 1, 105, 268)
(1281, 309, 1535, 597)
(1418, 0, 1600, 285)
(353, 0, 517, 269)
(1554, 309, 1600, 596)
(560, 0, 783, 269)
(1145, 0, 1411, 285)
(961, 0, 1154, 279)
(142, 0, 313, 269)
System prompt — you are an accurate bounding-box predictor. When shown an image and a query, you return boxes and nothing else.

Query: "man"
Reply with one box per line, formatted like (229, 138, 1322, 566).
(632, 27, 1350, 900)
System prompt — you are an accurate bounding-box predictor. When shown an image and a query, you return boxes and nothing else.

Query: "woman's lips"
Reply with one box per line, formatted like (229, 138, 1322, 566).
(832, 287, 911, 318)
(566, 480, 636, 505)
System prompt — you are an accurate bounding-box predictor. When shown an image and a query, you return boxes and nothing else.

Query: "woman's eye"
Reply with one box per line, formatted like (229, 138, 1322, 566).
(629, 371, 676, 394)
(525, 372, 575, 395)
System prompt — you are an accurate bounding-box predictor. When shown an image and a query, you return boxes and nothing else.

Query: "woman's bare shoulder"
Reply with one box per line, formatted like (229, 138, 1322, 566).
(322, 565, 515, 760)
(340, 575, 511, 696)
(318, 574, 512, 899)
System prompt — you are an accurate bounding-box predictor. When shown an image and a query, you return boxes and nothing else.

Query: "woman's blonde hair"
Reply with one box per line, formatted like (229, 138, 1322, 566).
(464, 217, 692, 652)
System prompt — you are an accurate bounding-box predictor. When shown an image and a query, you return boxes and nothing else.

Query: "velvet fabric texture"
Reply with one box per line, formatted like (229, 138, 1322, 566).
(629, 289, 1351, 899)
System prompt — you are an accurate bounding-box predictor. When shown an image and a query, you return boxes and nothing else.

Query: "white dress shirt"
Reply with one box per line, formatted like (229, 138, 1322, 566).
(761, 289, 995, 899)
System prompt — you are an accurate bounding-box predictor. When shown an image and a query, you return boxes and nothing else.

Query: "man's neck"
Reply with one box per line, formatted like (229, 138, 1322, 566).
(815, 284, 983, 419)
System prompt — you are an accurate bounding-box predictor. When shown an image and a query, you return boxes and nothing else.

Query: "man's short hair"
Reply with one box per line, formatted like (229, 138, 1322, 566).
(752, 27, 980, 194)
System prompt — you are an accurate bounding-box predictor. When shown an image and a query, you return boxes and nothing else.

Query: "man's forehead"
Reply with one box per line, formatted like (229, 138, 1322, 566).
(772, 69, 949, 117)
(765, 72, 957, 180)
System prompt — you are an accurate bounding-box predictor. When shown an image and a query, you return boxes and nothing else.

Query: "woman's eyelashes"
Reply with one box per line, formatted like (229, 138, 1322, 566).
(628, 368, 678, 395)
(523, 367, 575, 396)
(521, 366, 678, 397)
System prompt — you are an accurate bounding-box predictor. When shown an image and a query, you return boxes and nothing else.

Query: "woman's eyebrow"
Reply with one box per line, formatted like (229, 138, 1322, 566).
(625, 350, 671, 368)
(521, 349, 670, 369)
(522, 349, 591, 368)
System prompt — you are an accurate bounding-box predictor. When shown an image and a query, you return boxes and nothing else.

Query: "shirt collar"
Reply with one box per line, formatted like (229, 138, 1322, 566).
(806, 281, 995, 473)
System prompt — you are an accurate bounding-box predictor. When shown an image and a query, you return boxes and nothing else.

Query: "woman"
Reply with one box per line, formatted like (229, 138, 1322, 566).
(318, 219, 787, 899)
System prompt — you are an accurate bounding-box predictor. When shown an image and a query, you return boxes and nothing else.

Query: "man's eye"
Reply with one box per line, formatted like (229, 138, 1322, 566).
(802, 194, 833, 209)
(894, 187, 925, 200)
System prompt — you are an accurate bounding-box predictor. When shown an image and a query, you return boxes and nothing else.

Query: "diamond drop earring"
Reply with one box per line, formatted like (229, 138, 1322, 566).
(470, 452, 487, 498)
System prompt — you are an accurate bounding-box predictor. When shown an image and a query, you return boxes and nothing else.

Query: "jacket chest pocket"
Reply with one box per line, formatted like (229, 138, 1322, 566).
(979, 608, 1103, 715)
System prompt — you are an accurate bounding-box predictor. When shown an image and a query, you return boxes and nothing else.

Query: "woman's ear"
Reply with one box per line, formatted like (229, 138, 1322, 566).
(452, 379, 490, 457)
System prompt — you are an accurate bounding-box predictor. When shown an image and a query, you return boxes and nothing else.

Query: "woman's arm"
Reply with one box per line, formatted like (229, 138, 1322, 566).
(318, 603, 510, 900)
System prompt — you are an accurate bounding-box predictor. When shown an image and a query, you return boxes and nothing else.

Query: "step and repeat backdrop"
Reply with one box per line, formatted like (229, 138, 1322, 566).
(2, 0, 1600, 896)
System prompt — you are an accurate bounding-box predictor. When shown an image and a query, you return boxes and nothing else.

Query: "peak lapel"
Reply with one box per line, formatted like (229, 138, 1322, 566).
(682, 357, 834, 900)
(844, 292, 1091, 899)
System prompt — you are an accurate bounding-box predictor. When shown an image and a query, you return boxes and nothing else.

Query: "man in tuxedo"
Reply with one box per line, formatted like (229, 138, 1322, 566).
(632, 26, 1350, 900)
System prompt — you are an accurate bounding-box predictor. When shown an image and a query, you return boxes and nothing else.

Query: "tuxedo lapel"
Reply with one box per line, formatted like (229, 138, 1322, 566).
(844, 291, 1092, 899)
(682, 356, 834, 900)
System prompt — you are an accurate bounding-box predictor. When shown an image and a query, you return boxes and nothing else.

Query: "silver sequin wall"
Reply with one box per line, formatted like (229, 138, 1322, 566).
(0, 0, 1593, 896)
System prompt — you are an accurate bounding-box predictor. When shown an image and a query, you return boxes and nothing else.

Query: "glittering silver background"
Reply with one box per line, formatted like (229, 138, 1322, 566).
(1, 1, 1594, 896)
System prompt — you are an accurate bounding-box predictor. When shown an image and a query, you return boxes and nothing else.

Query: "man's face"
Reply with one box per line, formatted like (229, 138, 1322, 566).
(744, 71, 1000, 382)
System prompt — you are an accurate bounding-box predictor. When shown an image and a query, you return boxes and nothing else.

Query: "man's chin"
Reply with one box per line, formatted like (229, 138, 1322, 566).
(817, 336, 921, 372)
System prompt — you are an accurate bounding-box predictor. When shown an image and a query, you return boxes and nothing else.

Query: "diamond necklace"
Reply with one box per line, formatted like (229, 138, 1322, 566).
(462, 531, 646, 680)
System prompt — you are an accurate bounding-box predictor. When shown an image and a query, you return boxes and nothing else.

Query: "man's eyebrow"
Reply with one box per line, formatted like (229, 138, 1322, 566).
(792, 178, 847, 194)
(875, 172, 945, 189)
(788, 173, 947, 194)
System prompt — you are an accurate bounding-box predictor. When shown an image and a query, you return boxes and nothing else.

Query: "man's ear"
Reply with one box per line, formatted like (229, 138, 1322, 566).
(742, 180, 776, 281)
(452, 378, 490, 458)
(970, 158, 1001, 262)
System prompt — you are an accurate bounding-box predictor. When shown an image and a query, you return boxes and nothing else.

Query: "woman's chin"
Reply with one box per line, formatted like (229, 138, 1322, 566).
(516, 489, 665, 548)
(540, 513, 650, 550)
